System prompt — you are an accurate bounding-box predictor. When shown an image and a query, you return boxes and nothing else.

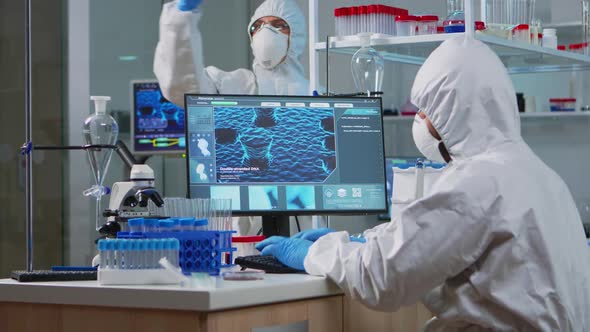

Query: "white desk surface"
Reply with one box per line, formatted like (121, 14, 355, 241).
(0, 274, 342, 312)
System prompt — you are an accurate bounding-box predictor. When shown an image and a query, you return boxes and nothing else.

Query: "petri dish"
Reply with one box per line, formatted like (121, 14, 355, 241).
(221, 269, 265, 281)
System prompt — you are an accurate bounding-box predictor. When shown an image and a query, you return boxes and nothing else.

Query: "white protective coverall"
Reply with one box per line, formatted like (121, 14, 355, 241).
(153, 0, 309, 108)
(304, 37, 590, 331)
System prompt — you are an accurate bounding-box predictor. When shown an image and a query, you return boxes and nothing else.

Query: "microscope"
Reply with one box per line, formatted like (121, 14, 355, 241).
(99, 142, 164, 238)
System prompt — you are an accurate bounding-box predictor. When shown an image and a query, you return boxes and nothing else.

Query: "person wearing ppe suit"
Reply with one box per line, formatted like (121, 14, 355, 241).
(258, 37, 590, 330)
(154, 0, 309, 236)
(153, 0, 309, 108)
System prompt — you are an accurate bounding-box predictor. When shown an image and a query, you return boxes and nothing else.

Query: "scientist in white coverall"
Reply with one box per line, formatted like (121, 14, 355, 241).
(154, 0, 309, 108)
(258, 37, 590, 330)
(153, 0, 309, 235)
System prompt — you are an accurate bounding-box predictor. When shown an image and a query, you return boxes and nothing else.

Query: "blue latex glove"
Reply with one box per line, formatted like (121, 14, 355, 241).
(255, 236, 287, 252)
(292, 227, 335, 241)
(260, 237, 312, 271)
(177, 0, 203, 11)
(350, 235, 366, 243)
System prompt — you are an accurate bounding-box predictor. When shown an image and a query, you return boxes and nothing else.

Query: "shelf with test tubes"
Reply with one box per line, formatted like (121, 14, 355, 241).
(315, 33, 590, 74)
(383, 112, 590, 122)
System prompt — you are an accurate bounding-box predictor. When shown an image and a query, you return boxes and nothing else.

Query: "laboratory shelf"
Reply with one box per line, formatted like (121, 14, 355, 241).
(519, 112, 590, 118)
(315, 33, 590, 74)
(383, 112, 590, 122)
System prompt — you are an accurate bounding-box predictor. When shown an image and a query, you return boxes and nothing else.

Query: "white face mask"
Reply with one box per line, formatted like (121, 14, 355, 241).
(251, 26, 289, 69)
(412, 114, 446, 163)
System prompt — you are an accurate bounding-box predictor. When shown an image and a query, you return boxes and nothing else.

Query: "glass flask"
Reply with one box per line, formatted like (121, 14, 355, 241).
(351, 33, 384, 96)
(83, 96, 118, 230)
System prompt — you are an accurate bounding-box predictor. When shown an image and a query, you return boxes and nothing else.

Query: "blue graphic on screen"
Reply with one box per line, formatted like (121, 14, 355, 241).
(286, 186, 316, 210)
(214, 107, 335, 183)
(132, 82, 186, 154)
(249, 186, 279, 210)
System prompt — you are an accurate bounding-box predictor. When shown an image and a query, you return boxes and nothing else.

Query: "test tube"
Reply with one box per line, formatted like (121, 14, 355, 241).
(583, 0, 589, 55)
(180, 218, 195, 231)
(194, 218, 208, 231)
(171, 239, 180, 268)
(120, 239, 128, 269)
(143, 218, 158, 233)
(334, 8, 340, 37)
(127, 218, 144, 234)
(129, 240, 138, 269)
(136, 240, 144, 269)
(155, 239, 164, 268)
(159, 219, 175, 233)
(351, 6, 358, 35)
(98, 240, 107, 269)
(146, 239, 155, 269)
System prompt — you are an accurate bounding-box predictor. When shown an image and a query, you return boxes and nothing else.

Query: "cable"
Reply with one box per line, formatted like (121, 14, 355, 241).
(295, 216, 301, 232)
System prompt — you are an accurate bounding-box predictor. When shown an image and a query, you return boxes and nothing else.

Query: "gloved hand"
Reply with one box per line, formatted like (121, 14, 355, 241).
(292, 227, 335, 241)
(259, 237, 313, 271)
(177, 0, 203, 11)
(255, 235, 287, 252)
(349, 235, 366, 243)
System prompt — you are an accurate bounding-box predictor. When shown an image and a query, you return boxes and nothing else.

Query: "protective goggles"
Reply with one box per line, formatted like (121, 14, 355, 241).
(249, 18, 290, 36)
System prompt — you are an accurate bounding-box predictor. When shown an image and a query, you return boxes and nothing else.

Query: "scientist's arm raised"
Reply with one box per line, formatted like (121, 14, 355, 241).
(154, 1, 216, 107)
(304, 175, 497, 311)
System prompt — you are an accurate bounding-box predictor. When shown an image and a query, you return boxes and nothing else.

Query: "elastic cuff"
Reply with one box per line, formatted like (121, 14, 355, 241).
(177, 4, 199, 11)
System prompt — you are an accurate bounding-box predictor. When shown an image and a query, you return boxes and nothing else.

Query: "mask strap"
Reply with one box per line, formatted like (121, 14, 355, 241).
(438, 142, 452, 163)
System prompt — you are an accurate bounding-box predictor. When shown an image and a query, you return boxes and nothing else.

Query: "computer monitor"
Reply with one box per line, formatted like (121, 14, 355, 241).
(184, 94, 388, 235)
(130, 80, 186, 155)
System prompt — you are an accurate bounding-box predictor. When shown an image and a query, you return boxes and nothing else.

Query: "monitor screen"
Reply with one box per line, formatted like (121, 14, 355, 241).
(131, 80, 186, 154)
(184, 94, 388, 216)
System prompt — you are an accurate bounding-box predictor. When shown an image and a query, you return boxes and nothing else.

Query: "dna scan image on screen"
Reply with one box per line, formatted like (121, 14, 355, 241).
(185, 95, 388, 215)
(131, 81, 186, 154)
(213, 106, 335, 183)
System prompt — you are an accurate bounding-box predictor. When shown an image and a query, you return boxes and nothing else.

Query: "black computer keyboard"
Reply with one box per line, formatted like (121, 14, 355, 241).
(235, 255, 302, 274)
(11, 270, 97, 282)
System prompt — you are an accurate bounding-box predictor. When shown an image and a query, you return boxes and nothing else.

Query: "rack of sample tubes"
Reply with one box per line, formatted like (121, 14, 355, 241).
(115, 225, 236, 277)
(97, 238, 183, 285)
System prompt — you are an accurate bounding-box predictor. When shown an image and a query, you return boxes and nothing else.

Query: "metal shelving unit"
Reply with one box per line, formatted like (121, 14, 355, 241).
(383, 112, 590, 123)
(307, 0, 590, 89)
(315, 33, 590, 74)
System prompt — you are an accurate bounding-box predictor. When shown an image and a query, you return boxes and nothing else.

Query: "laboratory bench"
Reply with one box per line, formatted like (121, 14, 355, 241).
(0, 274, 431, 332)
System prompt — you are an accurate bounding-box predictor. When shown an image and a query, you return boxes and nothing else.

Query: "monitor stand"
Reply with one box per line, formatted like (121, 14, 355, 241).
(261, 215, 290, 237)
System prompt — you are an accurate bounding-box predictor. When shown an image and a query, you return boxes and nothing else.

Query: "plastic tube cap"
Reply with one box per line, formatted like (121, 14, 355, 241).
(180, 218, 195, 226)
(128, 218, 144, 227)
(194, 218, 208, 227)
(90, 96, 111, 115)
(143, 218, 158, 227)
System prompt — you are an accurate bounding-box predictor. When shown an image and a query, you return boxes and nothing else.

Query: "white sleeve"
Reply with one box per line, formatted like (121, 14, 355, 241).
(304, 181, 494, 312)
(153, 1, 217, 108)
